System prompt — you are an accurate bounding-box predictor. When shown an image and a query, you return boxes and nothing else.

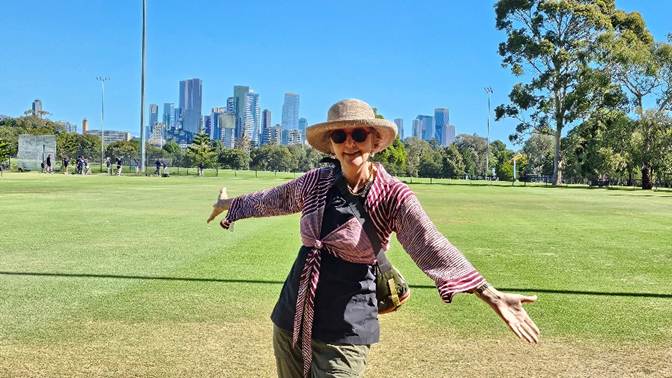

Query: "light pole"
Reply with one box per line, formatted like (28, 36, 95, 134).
(97, 76, 110, 173)
(139, 0, 147, 173)
(484, 86, 493, 178)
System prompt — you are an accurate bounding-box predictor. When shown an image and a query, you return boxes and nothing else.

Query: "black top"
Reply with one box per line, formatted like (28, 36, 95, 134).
(271, 175, 381, 345)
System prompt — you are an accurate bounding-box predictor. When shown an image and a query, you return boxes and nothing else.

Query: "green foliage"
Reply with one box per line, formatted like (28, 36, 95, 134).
(250, 144, 296, 172)
(373, 137, 407, 175)
(218, 148, 250, 170)
(0, 139, 10, 166)
(522, 132, 555, 176)
(187, 132, 217, 168)
(495, 0, 616, 184)
(441, 143, 465, 178)
(56, 132, 101, 160)
(105, 140, 139, 162)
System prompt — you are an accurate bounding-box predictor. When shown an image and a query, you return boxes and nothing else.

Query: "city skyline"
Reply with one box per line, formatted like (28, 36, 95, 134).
(1, 1, 670, 148)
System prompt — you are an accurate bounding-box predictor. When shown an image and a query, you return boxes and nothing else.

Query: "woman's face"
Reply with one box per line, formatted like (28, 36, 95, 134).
(330, 127, 376, 169)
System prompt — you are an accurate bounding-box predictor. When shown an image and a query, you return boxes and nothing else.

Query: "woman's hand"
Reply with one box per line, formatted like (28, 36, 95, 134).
(206, 187, 232, 224)
(476, 286, 540, 344)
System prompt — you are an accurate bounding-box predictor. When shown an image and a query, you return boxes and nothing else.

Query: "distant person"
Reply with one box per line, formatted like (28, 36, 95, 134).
(105, 157, 112, 175)
(208, 99, 539, 377)
(84, 158, 90, 175)
(198, 162, 204, 176)
(75, 156, 82, 175)
(46, 154, 53, 173)
(134, 159, 140, 175)
(62, 157, 70, 175)
(116, 157, 123, 176)
(154, 159, 161, 176)
(161, 161, 169, 177)
(40, 160, 45, 173)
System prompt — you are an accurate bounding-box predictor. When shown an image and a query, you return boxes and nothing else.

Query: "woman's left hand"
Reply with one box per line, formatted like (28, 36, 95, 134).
(475, 286, 540, 344)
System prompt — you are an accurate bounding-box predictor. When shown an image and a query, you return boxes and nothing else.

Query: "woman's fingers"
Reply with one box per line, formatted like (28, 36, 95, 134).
(520, 295, 537, 304)
(524, 316, 540, 336)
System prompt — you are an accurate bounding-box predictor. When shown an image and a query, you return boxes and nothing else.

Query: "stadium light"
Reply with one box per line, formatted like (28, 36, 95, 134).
(96, 76, 110, 173)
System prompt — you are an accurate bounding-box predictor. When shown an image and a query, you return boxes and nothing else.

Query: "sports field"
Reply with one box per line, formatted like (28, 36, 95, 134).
(1, 171, 671, 377)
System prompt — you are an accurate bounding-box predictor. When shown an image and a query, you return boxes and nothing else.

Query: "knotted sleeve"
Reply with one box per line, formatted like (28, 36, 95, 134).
(393, 191, 485, 303)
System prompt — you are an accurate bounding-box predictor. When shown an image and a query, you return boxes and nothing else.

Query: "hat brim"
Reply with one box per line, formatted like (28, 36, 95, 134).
(306, 118, 398, 155)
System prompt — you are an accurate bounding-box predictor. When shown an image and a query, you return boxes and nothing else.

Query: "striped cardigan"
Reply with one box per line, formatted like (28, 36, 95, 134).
(225, 163, 485, 303)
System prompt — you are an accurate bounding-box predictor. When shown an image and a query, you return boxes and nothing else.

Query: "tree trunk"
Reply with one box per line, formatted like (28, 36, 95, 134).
(552, 125, 563, 185)
(641, 163, 653, 190)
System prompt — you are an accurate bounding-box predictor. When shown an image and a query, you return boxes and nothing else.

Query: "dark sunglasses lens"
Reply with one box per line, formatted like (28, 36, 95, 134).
(352, 129, 368, 143)
(330, 130, 347, 144)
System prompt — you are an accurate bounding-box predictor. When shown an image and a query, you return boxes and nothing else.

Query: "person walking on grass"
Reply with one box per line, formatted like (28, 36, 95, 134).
(115, 157, 122, 176)
(46, 154, 53, 173)
(105, 157, 112, 175)
(207, 99, 540, 378)
(62, 157, 69, 175)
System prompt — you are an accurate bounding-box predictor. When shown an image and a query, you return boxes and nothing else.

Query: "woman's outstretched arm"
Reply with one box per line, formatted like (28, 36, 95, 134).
(393, 191, 539, 343)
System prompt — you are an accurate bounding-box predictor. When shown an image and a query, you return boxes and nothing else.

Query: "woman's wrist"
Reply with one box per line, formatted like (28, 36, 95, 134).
(474, 283, 502, 303)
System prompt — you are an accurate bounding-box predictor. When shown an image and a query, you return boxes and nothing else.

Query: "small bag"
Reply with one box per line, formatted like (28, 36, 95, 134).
(375, 252, 411, 314)
(334, 173, 411, 314)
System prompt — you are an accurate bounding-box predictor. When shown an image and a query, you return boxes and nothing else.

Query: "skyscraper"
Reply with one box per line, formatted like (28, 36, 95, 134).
(434, 108, 449, 145)
(31, 99, 43, 118)
(415, 115, 434, 141)
(211, 107, 226, 141)
(233, 86, 250, 139)
(444, 124, 456, 145)
(298, 117, 308, 140)
(281, 93, 300, 130)
(394, 119, 404, 140)
(244, 92, 261, 145)
(149, 104, 159, 128)
(219, 112, 236, 148)
(412, 119, 421, 139)
(179, 78, 203, 134)
(261, 109, 272, 145)
(163, 103, 175, 129)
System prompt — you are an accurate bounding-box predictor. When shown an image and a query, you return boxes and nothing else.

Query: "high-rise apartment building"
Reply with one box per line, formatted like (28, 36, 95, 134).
(149, 104, 159, 128)
(82, 118, 89, 135)
(415, 115, 434, 141)
(394, 119, 404, 140)
(233, 86, 250, 139)
(244, 92, 261, 145)
(261, 109, 272, 145)
(31, 99, 43, 118)
(434, 108, 449, 145)
(163, 103, 175, 129)
(298, 117, 308, 140)
(444, 124, 456, 145)
(179, 78, 203, 134)
(281, 93, 300, 130)
(219, 112, 236, 148)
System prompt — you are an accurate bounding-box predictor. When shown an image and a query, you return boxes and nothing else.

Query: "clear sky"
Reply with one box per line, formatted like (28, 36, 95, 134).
(1, 1, 670, 147)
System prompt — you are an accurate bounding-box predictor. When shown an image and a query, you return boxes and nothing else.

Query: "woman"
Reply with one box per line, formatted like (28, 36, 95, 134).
(207, 99, 539, 377)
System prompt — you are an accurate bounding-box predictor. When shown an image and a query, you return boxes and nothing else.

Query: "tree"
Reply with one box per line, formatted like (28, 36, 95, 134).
(187, 132, 216, 168)
(403, 138, 433, 177)
(441, 143, 465, 178)
(455, 134, 489, 177)
(522, 132, 555, 176)
(105, 140, 139, 162)
(218, 148, 250, 170)
(372, 137, 407, 175)
(599, 12, 672, 189)
(0, 139, 11, 169)
(495, 0, 615, 185)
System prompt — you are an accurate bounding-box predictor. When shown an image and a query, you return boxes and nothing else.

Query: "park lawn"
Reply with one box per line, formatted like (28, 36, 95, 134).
(1, 172, 671, 377)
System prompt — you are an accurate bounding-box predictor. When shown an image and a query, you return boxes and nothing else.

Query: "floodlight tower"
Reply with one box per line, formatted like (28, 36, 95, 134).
(484, 86, 494, 178)
(139, 0, 147, 173)
(97, 76, 110, 173)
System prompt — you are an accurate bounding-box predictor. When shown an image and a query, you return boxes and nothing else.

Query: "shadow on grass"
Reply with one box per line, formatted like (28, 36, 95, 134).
(2, 271, 671, 299)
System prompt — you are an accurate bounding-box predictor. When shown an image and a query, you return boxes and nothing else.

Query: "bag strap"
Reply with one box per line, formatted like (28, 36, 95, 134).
(334, 175, 393, 273)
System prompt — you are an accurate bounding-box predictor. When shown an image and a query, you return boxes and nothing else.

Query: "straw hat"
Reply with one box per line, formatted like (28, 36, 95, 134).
(306, 99, 397, 155)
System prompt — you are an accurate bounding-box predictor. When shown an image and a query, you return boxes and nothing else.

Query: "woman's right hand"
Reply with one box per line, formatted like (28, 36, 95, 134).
(206, 187, 232, 224)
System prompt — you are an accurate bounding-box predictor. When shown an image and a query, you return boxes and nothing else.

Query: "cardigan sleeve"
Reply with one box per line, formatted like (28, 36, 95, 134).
(392, 192, 485, 303)
(224, 170, 310, 224)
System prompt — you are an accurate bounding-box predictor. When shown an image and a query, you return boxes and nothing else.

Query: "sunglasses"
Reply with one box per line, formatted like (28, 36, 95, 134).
(330, 128, 370, 144)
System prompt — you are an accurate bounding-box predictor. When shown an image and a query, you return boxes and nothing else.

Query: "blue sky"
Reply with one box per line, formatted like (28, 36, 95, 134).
(1, 1, 670, 147)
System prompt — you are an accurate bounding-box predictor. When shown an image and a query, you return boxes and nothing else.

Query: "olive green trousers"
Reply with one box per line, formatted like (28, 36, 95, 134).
(272, 324, 370, 378)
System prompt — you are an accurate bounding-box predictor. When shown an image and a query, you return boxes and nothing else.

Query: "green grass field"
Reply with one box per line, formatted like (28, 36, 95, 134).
(1, 171, 671, 377)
